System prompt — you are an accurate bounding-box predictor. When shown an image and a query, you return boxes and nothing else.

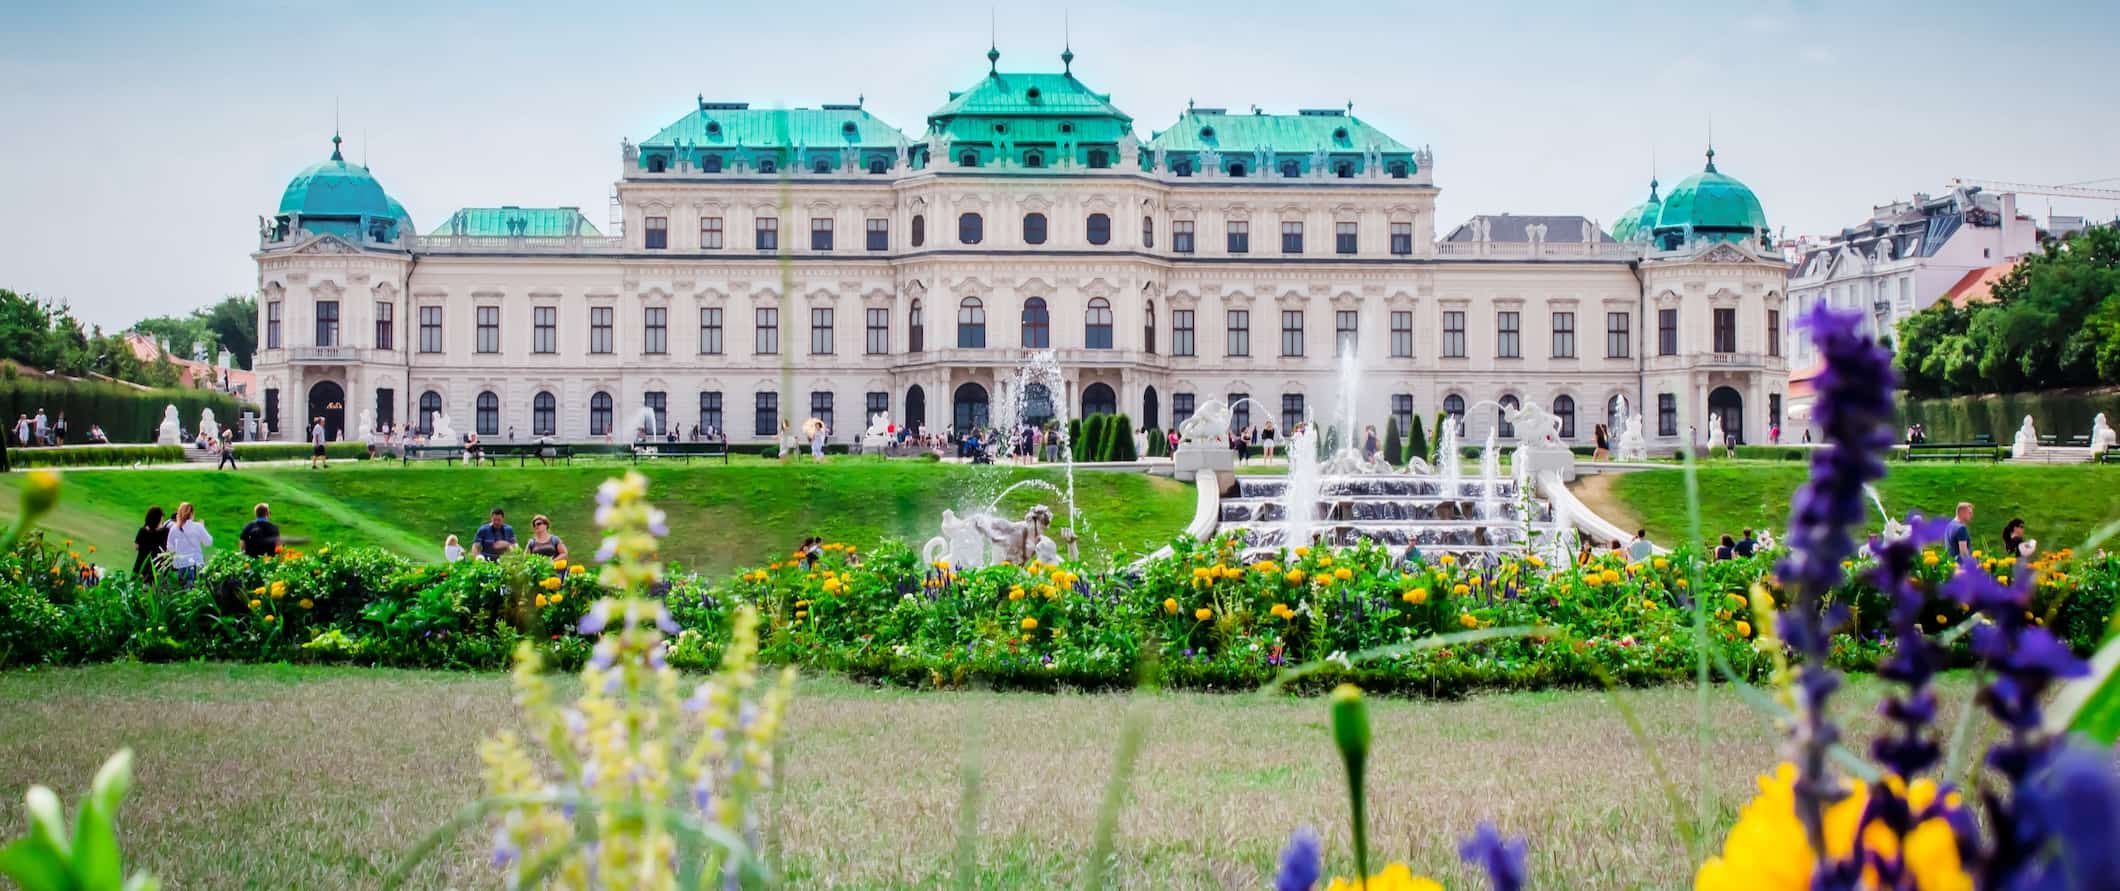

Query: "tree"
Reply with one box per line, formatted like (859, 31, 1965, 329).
(1383, 417, 1403, 465)
(1110, 414, 1138, 462)
(1894, 226, 2120, 396)
(203, 294, 259, 370)
(1407, 415, 1427, 467)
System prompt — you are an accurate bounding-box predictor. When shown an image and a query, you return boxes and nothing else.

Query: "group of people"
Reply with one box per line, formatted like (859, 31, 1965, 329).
(1905, 423, 1933, 445)
(131, 501, 284, 585)
(1711, 528, 1766, 561)
(441, 507, 569, 563)
(11, 409, 105, 447)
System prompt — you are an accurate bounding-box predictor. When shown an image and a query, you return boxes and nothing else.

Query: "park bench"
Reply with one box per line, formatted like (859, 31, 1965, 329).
(630, 440, 729, 464)
(483, 442, 574, 466)
(1903, 442, 2002, 462)
(401, 444, 466, 464)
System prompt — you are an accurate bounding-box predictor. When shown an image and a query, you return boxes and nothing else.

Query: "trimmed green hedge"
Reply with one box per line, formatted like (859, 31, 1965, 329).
(232, 442, 370, 461)
(10, 445, 188, 467)
(0, 362, 252, 444)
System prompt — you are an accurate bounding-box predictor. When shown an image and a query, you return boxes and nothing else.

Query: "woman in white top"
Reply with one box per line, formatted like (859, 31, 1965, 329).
(165, 502, 213, 585)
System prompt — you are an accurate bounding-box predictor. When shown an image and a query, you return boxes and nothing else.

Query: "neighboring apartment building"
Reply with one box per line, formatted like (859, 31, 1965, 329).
(252, 48, 1789, 449)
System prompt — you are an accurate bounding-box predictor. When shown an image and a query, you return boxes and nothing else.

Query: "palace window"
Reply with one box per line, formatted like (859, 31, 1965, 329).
(266, 300, 282, 349)
(810, 391, 833, 432)
(1087, 149, 1109, 169)
(590, 306, 614, 354)
(701, 217, 723, 249)
(1393, 394, 1414, 435)
(1086, 298, 1114, 350)
(644, 392, 669, 437)
(1023, 213, 1047, 245)
(1554, 395, 1576, 439)
(1442, 310, 1466, 358)
(753, 391, 777, 437)
(868, 156, 888, 174)
(418, 306, 441, 353)
(754, 307, 778, 355)
(699, 307, 723, 354)
(1498, 395, 1520, 438)
(1227, 220, 1249, 253)
(1021, 297, 1050, 348)
(1657, 393, 1677, 436)
(1144, 301, 1156, 354)
(698, 392, 722, 435)
(755, 217, 778, 251)
(810, 307, 833, 355)
(957, 297, 986, 348)
(866, 218, 888, 251)
(959, 150, 979, 167)
(644, 216, 667, 249)
(1551, 311, 1575, 358)
(477, 391, 499, 436)
(417, 391, 440, 435)
(911, 214, 925, 247)
(533, 391, 556, 437)
(1335, 310, 1358, 357)
(1172, 220, 1194, 253)
(476, 306, 499, 354)
(1444, 394, 1465, 431)
(1281, 394, 1305, 432)
(643, 306, 668, 355)
(1388, 160, 1409, 178)
(590, 391, 613, 437)
(1280, 309, 1305, 357)
(1768, 309, 1781, 357)
(1229, 392, 1250, 430)
(315, 300, 339, 347)
(959, 212, 983, 245)
(376, 389, 395, 430)
(1390, 222, 1413, 255)
(1496, 311, 1520, 358)
(866, 308, 889, 354)
(866, 391, 888, 420)
(1141, 215, 1154, 248)
(646, 156, 666, 173)
(374, 302, 393, 350)
(1173, 159, 1193, 176)
(756, 158, 777, 174)
(1226, 309, 1250, 357)
(1390, 310, 1413, 357)
(1334, 160, 1354, 178)
(1714, 307, 1737, 353)
(810, 218, 833, 251)
(1336, 221, 1358, 254)
(1087, 213, 1111, 245)
(1659, 308, 1678, 356)
(1282, 221, 1304, 253)
(1174, 393, 1196, 425)
(812, 157, 831, 174)
(1606, 311, 1630, 358)
(1024, 151, 1043, 168)
(533, 306, 556, 354)
(1172, 309, 1196, 357)
(701, 154, 722, 173)
(908, 299, 924, 352)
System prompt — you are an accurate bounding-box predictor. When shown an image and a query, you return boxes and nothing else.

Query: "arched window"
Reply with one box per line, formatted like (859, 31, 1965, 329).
(905, 385, 927, 432)
(1022, 383, 1055, 427)
(908, 298, 925, 352)
(1228, 161, 1247, 177)
(702, 154, 723, 173)
(1387, 160, 1409, 179)
(910, 214, 925, 247)
(418, 390, 442, 435)
(1334, 160, 1354, 178)
(959, 150, 979, 167)
(953, 383, 989, 431)
(957, 297, 986, 348)
(1443, 394, 1465, 433)
(590, 391, 613, 437)
(757, 157, 777, 174)
(867, 156, 888, 174)
(958, 212, 983, 245)
(812, 156, 832, 173)
(1144, 300, 1157, 354)
(1082, 382, 1117, 417)
(476, 391, 500, 436)
(1143, 386, 1160, 429)
(1173, 159, 1193, 177)
(1086, 213, 1111, 245)
(1279, 159, 1299, 178)
(646, 155, 667, 173)
(1498, 394, 1521, 439)
(1554, 395, 1576, 439)
(1024, 151, 1044, 168)
(1142, 215, 1154, 248)
(1085, 297, 1114, 349)
(1087, 149, 1109, 169)
(1020, 297, 1050, 348)
(533, 391, 556, 436)
(1022, 213, 1047, 245)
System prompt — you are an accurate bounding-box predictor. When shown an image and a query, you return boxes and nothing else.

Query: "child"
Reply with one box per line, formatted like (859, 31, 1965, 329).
(443, 534, 464, 562)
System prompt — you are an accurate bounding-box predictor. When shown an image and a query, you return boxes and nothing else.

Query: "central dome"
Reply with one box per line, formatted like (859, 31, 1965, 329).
(1652, 148, 1768, 248)
(1610, 178, 1662, 244)
(278, 135, 404, 223)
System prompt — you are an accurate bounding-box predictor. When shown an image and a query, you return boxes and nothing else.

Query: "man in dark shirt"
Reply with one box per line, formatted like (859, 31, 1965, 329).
(239, 503, 280, 558)
(1734, 528, 1757, 558)
(474, 508, 515, 561)
(1945, 502, 1974, 561)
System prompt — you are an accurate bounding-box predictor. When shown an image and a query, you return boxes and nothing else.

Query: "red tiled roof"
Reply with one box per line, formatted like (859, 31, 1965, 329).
(1942, 262, 2014, 309)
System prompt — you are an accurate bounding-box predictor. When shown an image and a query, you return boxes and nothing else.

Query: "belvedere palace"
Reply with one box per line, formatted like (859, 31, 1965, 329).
(253, 48, 1789, 448)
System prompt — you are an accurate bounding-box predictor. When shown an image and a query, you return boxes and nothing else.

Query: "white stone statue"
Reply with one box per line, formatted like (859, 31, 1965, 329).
(1706, 413, 1726, 451)
(430, 412, 459, 446)
(860, 412, 892, 453)
(1615, 412, 1649, 461)
(156, 405, 182, 445)
(357, 409, 374, 444)
(198, 407, 218, 443)
(1177, 399, 1233, 445)
(1320, 447, 1391, 475)
(974, 505, 1058, 566)
(2092, 413, 2115, 456)
(921, 509, 989, 570)
(1504, 401, 1565, 450)
(2012, 415, 2039, 459)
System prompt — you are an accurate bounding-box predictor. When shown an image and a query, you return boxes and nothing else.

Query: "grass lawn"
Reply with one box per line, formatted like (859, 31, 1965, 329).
(1591, 463, 2120, 552)
(0, 459, 1196, 576)
(0, 663, 1970, 890)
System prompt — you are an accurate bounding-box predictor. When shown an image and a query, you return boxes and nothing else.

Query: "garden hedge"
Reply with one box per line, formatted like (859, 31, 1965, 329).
(9, 445, 188, 467)
(0, 362, 253, 444)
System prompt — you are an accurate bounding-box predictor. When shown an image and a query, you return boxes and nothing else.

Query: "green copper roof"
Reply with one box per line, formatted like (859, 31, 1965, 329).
(1148, 108, 1412, 154)
(427, 206, 602, 238)
(640, 102, 908, 151)
(1610, 179, 1662, 244)
(928, 71, 1131, 121)
(278, 135, 401, 222)
(1653, 149, 1768, 244)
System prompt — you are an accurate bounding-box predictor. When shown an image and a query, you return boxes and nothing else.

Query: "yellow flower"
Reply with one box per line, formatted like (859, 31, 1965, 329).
(248, 598, 261, 609)
(1676, 578, 1689, 588)
(1921, 550, 1939, 567)
(534, 594, 548, 608)
(1452, 583, 1469, 596)
(1642, 598, 1658, 610)
(1439, 554, 1456, 566)
(318, 547, 329, 555)
(822, 578, 844, 595)
(1602, 569, 1622, 584)
(550, 593, 563, 604)
(1163, 597, 1179, 615)
(262, 614, 274, 622)
(1294, 546, 1310, 557)
(1583, 573, 1604, 587)
(1318, 555, 1334, 568)
(1459, 613, 1478, 629)
(1654, 557, 1670, 569)
(1696, 764, 1969, 891)
(1271, 603, 1292, 619)
(1286, 569, 1306, 585)
(552, 559, 567, 570)
(569, 564, 586, 575)
(1736, 620, 1752, 637)
(1194, 607, 1213, 621)
(1020, 617, 1038, 631)
(1333, 567, 1353, 581)
(1934, 614, 1948, 625)
(1526, 554, 1545, 568)
(298, 597, 314, 610)
(1322, 863, 1442, 891)
(1727, 593, 1748, 609)
(1009, 586, 1026, 601)
(269, 580, 287, 599)
(253, 585, 267, 596)
(1403, 587, 1429, 605)
(540, 576, 562, 590)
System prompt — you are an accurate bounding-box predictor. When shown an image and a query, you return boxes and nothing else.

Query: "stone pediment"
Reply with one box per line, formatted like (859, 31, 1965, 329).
(289, 233, 363, 255)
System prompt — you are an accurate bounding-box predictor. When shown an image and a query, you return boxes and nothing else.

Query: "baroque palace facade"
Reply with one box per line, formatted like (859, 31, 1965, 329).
(254, 49, 1789, 449)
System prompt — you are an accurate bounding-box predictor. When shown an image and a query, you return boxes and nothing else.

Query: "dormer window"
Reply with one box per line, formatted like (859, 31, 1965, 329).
(959, 150, 979, 167)
(812, 157, 831, 173)
(1333, 127, 1349, 142)
(705, 121, 722, 136)
(842, 121, 857, 136)
(1024, 151, 1044, 168)
(1334, 160, 1353, 178)
(757, 158, 777, 173)
(994, 123, 1008, 135)
(702, 154, 723, 173)
(1173, 159, 1193, 177)
(1087, 149, 1109, 169)
(1280, 159, 1299, 177)
(1059, 122, 1073, 134)
(867, 156, 888, 174)
(1199, 125, 1215, 140)
(646, 155, 667, 173)
(1387, 160, 1408, 178)
(1228, 162, 1247, 177)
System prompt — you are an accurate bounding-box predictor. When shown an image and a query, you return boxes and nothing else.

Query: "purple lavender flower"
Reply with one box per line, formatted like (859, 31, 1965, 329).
(656, 605, 680, 635)
(2010, 742, 2120, 889)
(578, 600, 613, 635)
(1457, 821, 1527, 891)
(1864, 512, 1950, 780)
(1273, 826, 1321, 891)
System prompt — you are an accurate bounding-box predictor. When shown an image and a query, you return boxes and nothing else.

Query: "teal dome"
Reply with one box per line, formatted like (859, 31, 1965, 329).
(275, 135, 407, 243)
(1611, 178, 1662, 244)
(1652, 148, 1769, 249)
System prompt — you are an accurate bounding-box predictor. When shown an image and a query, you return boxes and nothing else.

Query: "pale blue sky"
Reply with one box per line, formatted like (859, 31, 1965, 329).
(4, 0, 2117, 329)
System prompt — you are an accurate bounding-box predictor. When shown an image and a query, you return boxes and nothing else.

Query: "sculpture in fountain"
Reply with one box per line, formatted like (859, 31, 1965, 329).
(1172, 398, 1237, 481)
(2012, 415, 2039, 459)
(921, 505, 1071, 569)
(921, 509, 989, 569)
(1614, 397, 1649, 462)
(357, 409, 374, 445)
(429, 412, 459, 446)
(975, 505, 1058, 566)
(156, 405, 182, 445)
(861, 412, 892, 453)
(2094, 412, 2116, 456)
(199, 407, 218, 443)
(1503, 400, 1579, 480)
(1705, 413, 1726, 453)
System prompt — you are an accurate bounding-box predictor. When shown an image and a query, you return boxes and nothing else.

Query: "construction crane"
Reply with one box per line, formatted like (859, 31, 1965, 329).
(1949, 177, 2120, 202)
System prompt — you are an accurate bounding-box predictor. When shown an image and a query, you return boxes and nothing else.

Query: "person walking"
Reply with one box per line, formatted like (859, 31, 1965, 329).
(52, 412, 67, 446)
(217, 428, 239, 470)
(1593, 423, 1610, 461)
(12, 414, 28, 447)
(131, 506, 169, 581)
(1945, 502, 1974, 562)
(2002, 517, 2035, 560)
(808, 418, 829, 462)
(239, 503, 280, 558)
(1362, 425, 1380, 461)
(1261, 420, 1277, 462)
(523, 514, 568, 561)
(33, 408, 49, 446)
(164, 502, 213, 585)
(473, 507, 515, 561)
(309, 417, 328, 469)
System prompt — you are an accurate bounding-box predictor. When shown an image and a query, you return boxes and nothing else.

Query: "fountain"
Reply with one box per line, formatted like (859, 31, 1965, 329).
(2012, 415, 2039, 459)
(1282, 424, 1321, 550)
(633, 405, 662, 440)
(1478, 428, 1501, 520)
(429, 412, 459, 446)
(155, 405, 182, 445)
(199, 407, 218, 443)
(860, 412, 892, 453)
(1613, 395, 1648, 461)
(2093, 412, 2116, 456)
(920, 503, 1073, 570)
(1436, 416, 1461, 499)
(1172, 397, 1236, 481)
(1706, 413, 1725, 454)
(995, 350, 1077, 527)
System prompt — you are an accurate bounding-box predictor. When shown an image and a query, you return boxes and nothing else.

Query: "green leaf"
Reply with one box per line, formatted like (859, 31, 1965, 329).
(2047, 632, 2120, 744)
(21, 786, 70, 860)
(0, 836, 72, 891)
(71, 794, 121, 891)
